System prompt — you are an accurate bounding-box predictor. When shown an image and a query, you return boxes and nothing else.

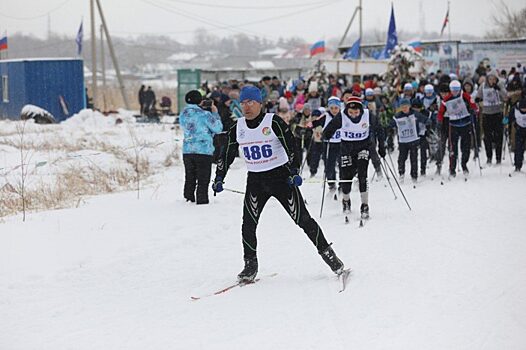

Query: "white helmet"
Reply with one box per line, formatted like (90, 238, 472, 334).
(365, 88, 374, 96)
(449, 80, 461, 91)
(424, 84, 434, 94)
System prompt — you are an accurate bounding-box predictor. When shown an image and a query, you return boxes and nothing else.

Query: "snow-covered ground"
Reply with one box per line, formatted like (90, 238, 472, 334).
(1, 113, 526, 349)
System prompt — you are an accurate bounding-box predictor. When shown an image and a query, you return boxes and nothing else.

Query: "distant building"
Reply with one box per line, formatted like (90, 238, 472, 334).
(339, 37, 526, 76)
(0, 58, 85, 121)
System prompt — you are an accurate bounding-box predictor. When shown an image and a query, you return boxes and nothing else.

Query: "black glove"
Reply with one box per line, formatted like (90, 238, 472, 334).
(494, 85, 500, 91)
(378, 146, 386, 158)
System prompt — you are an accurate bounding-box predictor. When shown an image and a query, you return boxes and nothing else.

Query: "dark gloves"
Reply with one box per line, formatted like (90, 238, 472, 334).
(287, 169, 303, 187)
(378, 146, 386, 158)
(494, 85, 500, 91)
(212, 177, 224, 193)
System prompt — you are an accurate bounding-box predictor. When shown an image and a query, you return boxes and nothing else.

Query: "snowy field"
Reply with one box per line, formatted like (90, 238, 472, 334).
(1, 112, 526, 349)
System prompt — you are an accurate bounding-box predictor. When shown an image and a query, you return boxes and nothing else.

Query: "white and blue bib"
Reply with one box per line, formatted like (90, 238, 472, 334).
(340, 109, 370, 142)
(236, 113, 289, 172)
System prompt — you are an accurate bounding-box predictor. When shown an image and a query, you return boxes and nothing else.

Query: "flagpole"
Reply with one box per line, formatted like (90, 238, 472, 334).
(448, 0, 451, 41)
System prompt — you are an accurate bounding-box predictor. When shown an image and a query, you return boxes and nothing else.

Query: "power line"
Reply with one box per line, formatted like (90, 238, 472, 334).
(159, 0, 332, 10)
(0, 0, 74, 20)
(140, 0, 340, 40)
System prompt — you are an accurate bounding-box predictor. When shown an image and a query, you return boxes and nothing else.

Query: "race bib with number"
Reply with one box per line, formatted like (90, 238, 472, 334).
(395, 114, 419, 143)
(236, 114, 289, 172)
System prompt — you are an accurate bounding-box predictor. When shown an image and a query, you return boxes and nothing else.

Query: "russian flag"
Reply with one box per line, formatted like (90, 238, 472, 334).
(0, 36, 7, 51)
(408, 41, 422, 53)
(310, 40, 325, 57)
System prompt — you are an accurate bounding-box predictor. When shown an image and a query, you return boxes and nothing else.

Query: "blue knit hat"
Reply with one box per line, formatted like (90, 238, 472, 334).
(240, 86, 262, 103)
(327, 96, 341, 107)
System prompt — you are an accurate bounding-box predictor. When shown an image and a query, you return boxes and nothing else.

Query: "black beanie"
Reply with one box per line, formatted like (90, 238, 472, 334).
(185, 90, 203, 105)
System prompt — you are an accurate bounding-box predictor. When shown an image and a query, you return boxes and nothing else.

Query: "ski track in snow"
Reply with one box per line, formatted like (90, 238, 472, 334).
(1, 140, 526, 349)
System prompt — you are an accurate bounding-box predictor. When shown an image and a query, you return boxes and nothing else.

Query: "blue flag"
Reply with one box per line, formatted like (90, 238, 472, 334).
(76, 21, 83, 56)
(378, 4, 397, 59)
(343, 38, 361, 60)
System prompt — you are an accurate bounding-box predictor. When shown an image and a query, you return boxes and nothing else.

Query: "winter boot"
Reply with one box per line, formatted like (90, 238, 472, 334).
(319, 245, 344, 275)
(237, 257, 258, 283)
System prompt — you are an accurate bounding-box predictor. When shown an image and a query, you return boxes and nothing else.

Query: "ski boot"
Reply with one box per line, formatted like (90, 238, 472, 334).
(237, 257, 258, 283)
(342, 198, 351, 214)
(319, 245, 344, 275)
(399, 173, 405, 184)
(360, 203, 369, 220)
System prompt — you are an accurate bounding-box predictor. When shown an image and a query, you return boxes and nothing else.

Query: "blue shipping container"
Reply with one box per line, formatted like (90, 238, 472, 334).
(0, 58, 85, 122)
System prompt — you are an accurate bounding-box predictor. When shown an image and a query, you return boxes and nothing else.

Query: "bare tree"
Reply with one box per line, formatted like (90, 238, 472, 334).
(488, 1, 526, 38)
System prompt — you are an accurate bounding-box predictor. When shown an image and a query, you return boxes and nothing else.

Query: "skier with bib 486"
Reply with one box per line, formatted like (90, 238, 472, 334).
(323, 96, 386, 222)
(212, 86, 346, 283)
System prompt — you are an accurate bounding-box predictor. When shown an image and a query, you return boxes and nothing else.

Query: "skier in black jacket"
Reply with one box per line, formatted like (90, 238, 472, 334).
(323, 96, 385, 220)
(212, 86, 346, 283)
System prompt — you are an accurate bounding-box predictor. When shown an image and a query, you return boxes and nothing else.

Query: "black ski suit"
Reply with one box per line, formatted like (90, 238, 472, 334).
(215, 111, 330, 260)
(323, 108, 385, 196)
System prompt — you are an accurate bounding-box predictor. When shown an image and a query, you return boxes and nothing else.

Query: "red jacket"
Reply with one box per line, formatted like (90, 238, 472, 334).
(437, 92, 479, 123)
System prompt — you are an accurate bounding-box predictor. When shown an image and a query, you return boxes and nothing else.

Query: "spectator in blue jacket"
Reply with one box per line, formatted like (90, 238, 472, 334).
(180, 90, 223, 204)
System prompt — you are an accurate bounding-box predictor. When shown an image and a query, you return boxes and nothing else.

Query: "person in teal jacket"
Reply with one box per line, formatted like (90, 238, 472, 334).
(179, 90, 223, 204)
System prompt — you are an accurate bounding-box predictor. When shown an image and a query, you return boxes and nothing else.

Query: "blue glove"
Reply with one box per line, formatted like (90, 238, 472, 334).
(287, 170, 303, 187)
(212, 177, 224, 193)
(502, 116, 509, 125)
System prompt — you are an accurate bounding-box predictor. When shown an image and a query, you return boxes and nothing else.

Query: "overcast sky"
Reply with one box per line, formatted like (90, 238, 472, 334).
(0, 0, 524, 44)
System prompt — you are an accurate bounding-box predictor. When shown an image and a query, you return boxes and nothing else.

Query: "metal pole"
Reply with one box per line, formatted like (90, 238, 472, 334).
(95, 0, 130, 110)
(100, 24, 107, 111)
(334, 7, 359, 58)
(448, 0, 451, 41)
(359, 0, 363, 56)
(90, 0, 97, 109)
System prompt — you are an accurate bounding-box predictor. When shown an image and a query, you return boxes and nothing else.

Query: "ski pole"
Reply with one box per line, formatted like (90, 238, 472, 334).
(380, 158, 397, 200)
(383, 155, 412, 211)
(299, 136, 314, 175)
(224, 187, 245, 195)
(319, 141, 331, 218)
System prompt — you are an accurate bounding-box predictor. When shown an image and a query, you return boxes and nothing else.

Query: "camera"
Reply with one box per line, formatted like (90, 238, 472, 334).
(201, 98, 213, 111)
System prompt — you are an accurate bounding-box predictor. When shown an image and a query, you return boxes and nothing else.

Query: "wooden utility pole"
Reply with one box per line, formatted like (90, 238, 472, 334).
(100, 24, 107, 111)
(90, 0, 97, 109)
(95, 0, 130, 109)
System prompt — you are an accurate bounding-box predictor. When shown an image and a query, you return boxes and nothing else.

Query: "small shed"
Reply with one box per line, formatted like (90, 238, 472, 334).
(0, 58, 85, 122)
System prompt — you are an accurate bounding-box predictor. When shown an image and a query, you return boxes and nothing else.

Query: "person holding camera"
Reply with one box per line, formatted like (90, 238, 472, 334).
(180, 90, 223, 204)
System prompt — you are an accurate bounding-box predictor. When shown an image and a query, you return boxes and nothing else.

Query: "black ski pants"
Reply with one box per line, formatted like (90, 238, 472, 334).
(398, 140, 419, 179)
(183, 154, 213, 204)
(340, 148, 369, 195)
(437, 118, 450, 167)
(449, 124, 472, 173)
(308, 142, 324, 176)
(419, 135, 428, 174)
(482, 113, 504, 162)
(241, 176, 330, 259)
(322, 142, 340, 185)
